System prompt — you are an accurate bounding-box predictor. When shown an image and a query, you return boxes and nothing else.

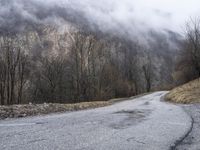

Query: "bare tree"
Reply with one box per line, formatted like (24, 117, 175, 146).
(185, 18, 200, 76)
(143, 53, 153, 92)
(0, 36, 29, 105)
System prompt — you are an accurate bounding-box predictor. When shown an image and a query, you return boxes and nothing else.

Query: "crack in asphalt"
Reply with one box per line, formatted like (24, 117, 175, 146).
(126, 137, 146, 144)
(27, 138, 47, 144)
(170, 116, 194, 150)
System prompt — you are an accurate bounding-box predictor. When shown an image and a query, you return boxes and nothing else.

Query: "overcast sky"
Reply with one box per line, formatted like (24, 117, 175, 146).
(0, 0, 200, 35)
(64, 0, 200, 33)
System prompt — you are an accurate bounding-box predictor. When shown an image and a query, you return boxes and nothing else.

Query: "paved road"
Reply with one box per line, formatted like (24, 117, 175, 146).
(0, 92, 192, 150)
(176, 104, 200, 150)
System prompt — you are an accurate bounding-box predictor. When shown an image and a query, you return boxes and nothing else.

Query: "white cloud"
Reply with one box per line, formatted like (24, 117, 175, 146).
(64, 0, 200, 33)
(1, 0, 200, 35)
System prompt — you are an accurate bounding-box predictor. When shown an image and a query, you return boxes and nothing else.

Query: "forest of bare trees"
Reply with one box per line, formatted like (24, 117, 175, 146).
(0, 25, 177, 105)
(0, 36, 30, 105)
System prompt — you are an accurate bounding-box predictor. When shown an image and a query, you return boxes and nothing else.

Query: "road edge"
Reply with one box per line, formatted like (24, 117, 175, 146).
(169, 112, 194, 150)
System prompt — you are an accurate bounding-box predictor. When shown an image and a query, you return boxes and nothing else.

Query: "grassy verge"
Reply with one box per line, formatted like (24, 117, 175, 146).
(165, 78, 200, 104)
(0, 92, 151, 120)
(0, 101, 111, 120)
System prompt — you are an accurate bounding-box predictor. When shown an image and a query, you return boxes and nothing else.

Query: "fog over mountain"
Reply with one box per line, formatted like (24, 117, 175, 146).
(0, 0, 197, 106)
(1, 0, 199, 36)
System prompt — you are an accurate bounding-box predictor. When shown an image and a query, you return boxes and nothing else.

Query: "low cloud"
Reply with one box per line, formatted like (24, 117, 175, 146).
(0, 0, 199, 36)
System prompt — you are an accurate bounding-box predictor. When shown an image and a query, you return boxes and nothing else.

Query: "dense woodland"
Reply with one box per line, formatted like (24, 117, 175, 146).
(0, 18, 199, 105)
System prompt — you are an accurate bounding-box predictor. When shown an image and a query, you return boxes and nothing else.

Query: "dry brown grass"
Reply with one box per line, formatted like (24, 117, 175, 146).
(0, 93, 150, 120)
(165, 78, 200, 103)
(0, 101, 111, 119)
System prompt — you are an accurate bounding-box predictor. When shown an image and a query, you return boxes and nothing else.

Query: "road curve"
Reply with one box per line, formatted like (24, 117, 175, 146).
(0, 92, 192, 150)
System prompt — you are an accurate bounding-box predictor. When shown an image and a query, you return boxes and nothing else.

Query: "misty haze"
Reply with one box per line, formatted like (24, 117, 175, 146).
(0, 0, 200, 150)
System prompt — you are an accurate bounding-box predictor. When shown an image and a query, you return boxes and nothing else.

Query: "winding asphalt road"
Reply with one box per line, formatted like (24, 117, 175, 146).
(0, 92, 192, 150)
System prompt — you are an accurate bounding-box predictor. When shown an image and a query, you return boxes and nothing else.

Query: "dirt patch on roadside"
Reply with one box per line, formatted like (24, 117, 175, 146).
(0, 101, 111, 120)
(0, 93, 149, 120)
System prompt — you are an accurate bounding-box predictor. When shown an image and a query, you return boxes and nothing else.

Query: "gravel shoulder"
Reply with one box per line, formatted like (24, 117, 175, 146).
(0, 93, 150, 120)
(176, 104, 200, 150)
(0, 102, 111, 120)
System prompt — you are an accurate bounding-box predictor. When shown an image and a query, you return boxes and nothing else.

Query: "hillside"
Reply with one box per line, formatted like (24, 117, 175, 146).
(165, 78, 200, 103)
